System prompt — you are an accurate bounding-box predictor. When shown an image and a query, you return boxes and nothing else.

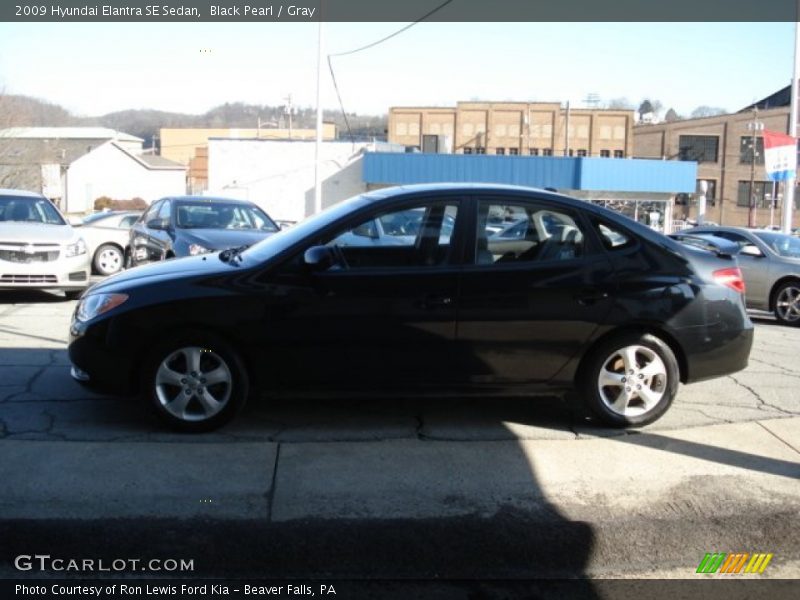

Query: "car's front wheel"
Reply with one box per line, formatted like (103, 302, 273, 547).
(580, 332, 679, 427)
(93, 244, 124, 276)
(774, 281, 800, 326)
(143, 331, 249, 432)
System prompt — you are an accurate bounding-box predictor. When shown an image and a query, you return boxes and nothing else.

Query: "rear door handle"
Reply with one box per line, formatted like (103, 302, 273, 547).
(575, 290, 609, 306)
(421, 294, 453, 310)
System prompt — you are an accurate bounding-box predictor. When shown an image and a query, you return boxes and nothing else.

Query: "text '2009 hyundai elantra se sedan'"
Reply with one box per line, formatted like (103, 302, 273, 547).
(68, 184, 754, 431)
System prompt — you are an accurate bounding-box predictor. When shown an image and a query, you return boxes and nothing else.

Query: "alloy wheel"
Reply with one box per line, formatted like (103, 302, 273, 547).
(154, 346, 232, 422)
(596, 345, 667, 418)
(775, 285, 800, 323)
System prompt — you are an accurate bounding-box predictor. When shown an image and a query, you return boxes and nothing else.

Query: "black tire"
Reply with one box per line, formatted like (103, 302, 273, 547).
(93, 244, 124, 276)
(773, 281, 800, 326)
(579, 332, 679, 427)
(64, 289, 84, 301)
(142, 330, 249, 432)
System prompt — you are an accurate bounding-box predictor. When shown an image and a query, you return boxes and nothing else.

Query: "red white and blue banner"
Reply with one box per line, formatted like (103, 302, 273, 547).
(763, 129, 797, 182)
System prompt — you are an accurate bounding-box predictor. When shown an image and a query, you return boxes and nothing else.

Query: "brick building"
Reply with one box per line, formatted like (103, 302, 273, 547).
(388, 102, 634, 158)
(634, 87, 799, 227)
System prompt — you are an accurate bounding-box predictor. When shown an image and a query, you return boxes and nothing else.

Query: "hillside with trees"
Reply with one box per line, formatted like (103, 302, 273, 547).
(0, 94, 388, 146)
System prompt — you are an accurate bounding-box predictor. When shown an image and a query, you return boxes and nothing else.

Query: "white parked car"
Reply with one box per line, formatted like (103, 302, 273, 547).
(78, 210, 142, 275)
(0, 189, 90, 299)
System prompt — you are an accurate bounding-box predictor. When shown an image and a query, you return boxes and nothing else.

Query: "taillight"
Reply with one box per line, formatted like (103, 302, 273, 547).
(713, 267, 746, 294)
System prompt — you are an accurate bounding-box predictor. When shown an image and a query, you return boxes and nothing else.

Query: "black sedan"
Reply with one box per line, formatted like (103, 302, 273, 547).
(127, 196, 279, 267)
(69, 184, 754, 431)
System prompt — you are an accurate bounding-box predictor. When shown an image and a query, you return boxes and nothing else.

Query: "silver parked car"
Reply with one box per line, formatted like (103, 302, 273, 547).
(677, 226, 800, 325)
(78, 210, 142, 275)
(0, 189, 90, 299)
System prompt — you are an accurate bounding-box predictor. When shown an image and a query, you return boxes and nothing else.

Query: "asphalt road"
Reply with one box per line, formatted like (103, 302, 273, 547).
(0, 288, 799, 596)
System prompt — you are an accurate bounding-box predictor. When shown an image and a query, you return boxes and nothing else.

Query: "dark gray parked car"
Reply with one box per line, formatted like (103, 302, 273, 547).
(674, 226, 800, 325)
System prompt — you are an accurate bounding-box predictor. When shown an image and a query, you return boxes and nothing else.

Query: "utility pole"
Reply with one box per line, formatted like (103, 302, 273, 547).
(284, 94, 294, 140)
(314, 22, 324, 215)
(747, 108, 764, 228)
(783, 6, 800, 234)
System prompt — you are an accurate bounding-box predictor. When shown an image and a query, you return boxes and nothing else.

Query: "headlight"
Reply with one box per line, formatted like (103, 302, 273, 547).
(188, 243, 212, 255)
(65, 238, 87, 257)
(76, 293, 128, 322)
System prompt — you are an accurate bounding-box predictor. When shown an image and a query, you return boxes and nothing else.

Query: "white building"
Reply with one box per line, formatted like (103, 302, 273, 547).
(65, 142, 186, 213)
(0, 127, 186, 213)
(207, 139, 371, 223)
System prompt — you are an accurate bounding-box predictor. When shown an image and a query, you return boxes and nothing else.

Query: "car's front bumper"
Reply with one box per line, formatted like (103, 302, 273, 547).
(0, 252, 90, 291)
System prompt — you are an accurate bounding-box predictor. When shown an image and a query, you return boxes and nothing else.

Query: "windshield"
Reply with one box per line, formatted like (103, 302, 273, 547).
(175, 201, 278, 232)
(241, 193, 373, 263)
(0, 196, 66, 225)
(754, 231, 800, 258)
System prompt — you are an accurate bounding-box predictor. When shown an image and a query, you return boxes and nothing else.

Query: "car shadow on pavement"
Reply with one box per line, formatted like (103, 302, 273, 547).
(0, 289, 75, 304)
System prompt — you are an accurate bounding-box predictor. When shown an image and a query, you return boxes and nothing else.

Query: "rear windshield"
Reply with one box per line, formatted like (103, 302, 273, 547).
(0, 196, 66, 225)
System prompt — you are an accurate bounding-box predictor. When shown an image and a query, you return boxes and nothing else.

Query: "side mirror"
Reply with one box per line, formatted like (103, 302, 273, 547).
(304, 245, 334, 271)
(147, 218, 167, 231)
(740, 244, 763, 258)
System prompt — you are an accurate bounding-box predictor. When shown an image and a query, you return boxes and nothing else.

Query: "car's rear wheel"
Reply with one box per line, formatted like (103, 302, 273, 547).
(93, 244, 124, 276)
(580, 332, 678, 427)
(774, 281, 800, 326)
(143, 331, 249, 432)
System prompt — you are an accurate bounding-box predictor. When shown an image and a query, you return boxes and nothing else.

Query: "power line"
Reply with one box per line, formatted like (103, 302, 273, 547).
(327, 0, 454, 144)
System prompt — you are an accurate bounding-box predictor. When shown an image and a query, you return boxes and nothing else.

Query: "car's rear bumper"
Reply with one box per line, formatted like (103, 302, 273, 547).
(677, 320, 754, 383)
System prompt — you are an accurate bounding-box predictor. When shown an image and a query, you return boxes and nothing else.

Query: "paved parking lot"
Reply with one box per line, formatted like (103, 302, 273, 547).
(1, 288, 799, 582)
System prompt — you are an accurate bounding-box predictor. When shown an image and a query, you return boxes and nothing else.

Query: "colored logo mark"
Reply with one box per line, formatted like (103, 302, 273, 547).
(696, 552, 773, 574)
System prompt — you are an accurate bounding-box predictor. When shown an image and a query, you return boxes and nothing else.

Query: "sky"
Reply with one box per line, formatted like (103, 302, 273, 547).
(0, 21, 795, 118)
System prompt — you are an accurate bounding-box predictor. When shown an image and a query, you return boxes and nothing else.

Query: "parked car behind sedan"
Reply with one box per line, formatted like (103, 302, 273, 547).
(70, 184, 753, 432)
(0, 189, 90, 299)
(127, 196, 279, 268)
(673, 226, 800, 326)
(77, 210, 142, 276)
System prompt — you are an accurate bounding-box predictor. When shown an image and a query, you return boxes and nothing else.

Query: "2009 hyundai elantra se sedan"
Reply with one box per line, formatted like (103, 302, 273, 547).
(69, 184, 754, 431)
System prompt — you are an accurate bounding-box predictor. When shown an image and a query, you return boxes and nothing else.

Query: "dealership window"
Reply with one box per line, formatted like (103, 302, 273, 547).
(576, 149, 587, 157)
(529, 148, 540, 156)
(737, 180, 775, 209)
(567, 149, 574, 157)
(496, 147, 506, 155)
(542, 148, 553, 156)
(463, 147, 473, 154)
(613, 150, 624, 158)
(698, 179, 717, 206)
(476, 147, 486, 155)
(678, 135, 719, 162)
(739, 136, 764, 165)
(509, 148, 519, 155)
(600, 149, 610, 158)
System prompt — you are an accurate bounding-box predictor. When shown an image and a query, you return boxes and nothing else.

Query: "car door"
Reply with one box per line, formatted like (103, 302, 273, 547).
(130, 201, 161, 266)
(456, 195, 616, 384)
(253, 196, 466, 389)
(141, 200, 173, 263)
